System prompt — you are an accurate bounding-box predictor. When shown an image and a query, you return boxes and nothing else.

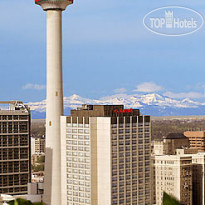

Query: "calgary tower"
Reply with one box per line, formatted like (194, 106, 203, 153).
(35, 0, 73, 204)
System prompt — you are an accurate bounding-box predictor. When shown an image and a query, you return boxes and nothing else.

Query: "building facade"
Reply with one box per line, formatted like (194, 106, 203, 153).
(34, 137, 45, 154)
(153, 155, 192, 205)
(192, 153, 205, 205)
(61, 105, 151, 205)
(176, 149, 205, 205)
(0, 101, 31, 195)
(31, 137, 45, 155)
(184, 131, 205, 152)
(31, 138, 35, 156)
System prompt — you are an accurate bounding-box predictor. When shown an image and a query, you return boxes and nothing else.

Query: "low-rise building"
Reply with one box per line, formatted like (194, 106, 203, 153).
(31, 137, 45, 155)
(184, 131, 205, 152)
(34, 137, 45, 154)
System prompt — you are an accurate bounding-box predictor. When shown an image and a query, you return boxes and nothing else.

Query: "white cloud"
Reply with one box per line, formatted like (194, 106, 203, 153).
(163, 91, 204, 99)
(114, 88, 127, 93)
(134, 82, 163, 93)
(22, 83, 45, 90)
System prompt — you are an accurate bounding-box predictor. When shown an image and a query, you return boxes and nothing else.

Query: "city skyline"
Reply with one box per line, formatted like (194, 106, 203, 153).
(1, 0, 205, 204)
(0, 0, 205, 102)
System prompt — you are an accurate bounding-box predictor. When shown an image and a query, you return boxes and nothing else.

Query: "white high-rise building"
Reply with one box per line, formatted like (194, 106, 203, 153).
(61, 105, 152, 205)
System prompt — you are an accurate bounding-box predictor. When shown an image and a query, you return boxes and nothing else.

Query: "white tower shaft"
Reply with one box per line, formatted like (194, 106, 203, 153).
(43, 10, 64, 205)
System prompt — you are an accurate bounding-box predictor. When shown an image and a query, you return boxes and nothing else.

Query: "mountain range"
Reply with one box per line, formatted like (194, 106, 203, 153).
(28, 93, 205, 119)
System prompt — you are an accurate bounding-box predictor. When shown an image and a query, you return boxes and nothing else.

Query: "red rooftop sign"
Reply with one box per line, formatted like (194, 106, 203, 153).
(114, 108, 133, 114)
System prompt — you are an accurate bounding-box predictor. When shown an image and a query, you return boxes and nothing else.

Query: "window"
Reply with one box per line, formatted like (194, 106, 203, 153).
(79, 129, 83, 133)
(85, 129, 90, 134)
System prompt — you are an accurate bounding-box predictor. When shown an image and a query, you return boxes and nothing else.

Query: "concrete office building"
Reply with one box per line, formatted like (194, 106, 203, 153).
(0, 101, 31, 195)
(184, 131, 205, 152)
(35, 0, 73, 204)
(61, 105, 151, 205)
(153, 154, 192, 205)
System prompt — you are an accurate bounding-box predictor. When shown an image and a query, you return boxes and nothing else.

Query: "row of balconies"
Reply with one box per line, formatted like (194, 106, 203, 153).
(0, 130, 28, 134)
(0, 186, 27, 194)
(0, 115, 28, 120)
(0, 177, 28, 187)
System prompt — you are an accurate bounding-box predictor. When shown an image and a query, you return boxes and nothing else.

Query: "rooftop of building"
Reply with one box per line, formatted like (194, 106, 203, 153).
(71, 104, 140, 117)
(163, 133, 187, 140)
(66, 104, 150, 124)
(184, 130, 205, 134)
(0, 101, 30, 114)
(153, 154, 192, 160)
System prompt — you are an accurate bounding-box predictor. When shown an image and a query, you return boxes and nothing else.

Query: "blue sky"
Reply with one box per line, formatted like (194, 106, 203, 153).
(0, 0, 205, 102)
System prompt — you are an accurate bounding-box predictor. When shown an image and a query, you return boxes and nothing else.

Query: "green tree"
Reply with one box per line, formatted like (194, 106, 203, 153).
(163, 192, 180, 205)
(33, 164, 44, 172)
(36, 156, 45, 163)
(9, 198, 45, 205)
(9, 198, 32, 205)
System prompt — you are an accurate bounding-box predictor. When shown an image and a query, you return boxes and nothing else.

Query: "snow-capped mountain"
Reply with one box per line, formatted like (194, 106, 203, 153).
(27, 93, 205, 119)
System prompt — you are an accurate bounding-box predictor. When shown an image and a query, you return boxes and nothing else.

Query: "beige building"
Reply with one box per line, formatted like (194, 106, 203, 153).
(176, 149, 205, 205)
(152, 133, 189, 155)
(153, 148, 205, 205)
(61, 105, 151, 205)
(31, 137, 45, 155)
(31, 138, 35, 156)
(0, 101, 31, 195)
(184, 131, 205, 152)
(153, 154, 192, 205)
(34, 137, 45, 154)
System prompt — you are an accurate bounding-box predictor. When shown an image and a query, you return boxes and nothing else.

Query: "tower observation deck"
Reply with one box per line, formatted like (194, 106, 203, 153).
(35, 0, 73, 204)
(35, 0, 73, 10)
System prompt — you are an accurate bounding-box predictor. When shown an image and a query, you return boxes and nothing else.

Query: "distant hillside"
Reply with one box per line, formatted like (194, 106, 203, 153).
(31, 119, 45, 138)
(152, 119, 205, 140)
